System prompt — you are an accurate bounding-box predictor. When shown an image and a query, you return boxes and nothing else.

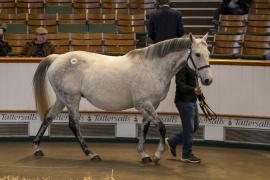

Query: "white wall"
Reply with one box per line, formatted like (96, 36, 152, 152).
(0, 63, 269, 118)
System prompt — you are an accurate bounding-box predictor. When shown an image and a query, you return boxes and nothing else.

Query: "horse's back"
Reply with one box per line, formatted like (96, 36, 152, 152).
(46, 51, 136, 110)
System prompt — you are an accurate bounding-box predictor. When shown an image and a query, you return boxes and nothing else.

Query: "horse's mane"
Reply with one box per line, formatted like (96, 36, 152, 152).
(127, 38, 192, 60)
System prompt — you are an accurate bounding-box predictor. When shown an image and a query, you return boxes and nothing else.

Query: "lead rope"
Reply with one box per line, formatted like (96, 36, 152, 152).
(188, 48, 217, 120)
(196, 77, 217, 120)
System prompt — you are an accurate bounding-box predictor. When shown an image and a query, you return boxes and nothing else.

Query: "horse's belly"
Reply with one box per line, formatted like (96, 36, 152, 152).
(83, 87, 133, 111)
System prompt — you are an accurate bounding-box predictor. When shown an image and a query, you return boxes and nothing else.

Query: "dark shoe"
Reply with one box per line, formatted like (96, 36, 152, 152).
(181, 154, 201, 163)
(165, 137, 176, 158)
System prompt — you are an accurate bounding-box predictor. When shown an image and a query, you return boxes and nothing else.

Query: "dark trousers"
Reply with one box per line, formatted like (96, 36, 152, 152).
(171, 100, 199, 158)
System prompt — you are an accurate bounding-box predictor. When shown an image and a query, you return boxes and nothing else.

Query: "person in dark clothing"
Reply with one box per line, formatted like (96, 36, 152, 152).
(165, 64, 204, 163)
(147, 0, 184, 43)
(147, 0, 201, 163)
(21, 27, 55, 57)
(220, 0, 250, 15)
(213, 0, 251, 23)
(0, 23, 11, 56)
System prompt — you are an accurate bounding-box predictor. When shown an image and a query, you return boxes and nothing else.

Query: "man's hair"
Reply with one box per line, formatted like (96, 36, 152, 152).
(155, 0, 170, 5)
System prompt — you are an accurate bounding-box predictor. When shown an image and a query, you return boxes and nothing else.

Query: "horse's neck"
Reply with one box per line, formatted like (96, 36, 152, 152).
(158, 51, 189, 80)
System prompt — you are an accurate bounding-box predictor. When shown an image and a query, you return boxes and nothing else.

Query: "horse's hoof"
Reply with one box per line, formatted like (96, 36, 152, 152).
(141, 157, 152, 164)
(91, 155, 102, 161)
(34, 150, 44, 157)
(152, 155, 160, 165)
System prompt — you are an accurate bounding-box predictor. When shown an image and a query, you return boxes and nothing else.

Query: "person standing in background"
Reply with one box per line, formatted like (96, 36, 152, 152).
(213, 0, 251, 24)
(0, 23, 11, 56)
(147, 0, 184, 43)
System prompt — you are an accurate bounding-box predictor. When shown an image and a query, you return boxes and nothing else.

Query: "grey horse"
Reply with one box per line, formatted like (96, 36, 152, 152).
(32, 33, 213, 164)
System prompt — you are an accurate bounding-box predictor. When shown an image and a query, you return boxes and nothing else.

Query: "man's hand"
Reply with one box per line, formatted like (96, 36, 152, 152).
(194, 87, 202, 96)
(199, 101, 205, 106)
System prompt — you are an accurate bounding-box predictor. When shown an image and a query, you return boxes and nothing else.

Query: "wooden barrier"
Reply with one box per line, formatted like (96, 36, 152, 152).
(1, 57, 270, 66)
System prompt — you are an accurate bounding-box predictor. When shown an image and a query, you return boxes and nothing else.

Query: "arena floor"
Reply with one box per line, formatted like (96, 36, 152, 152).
(0, 142, 269, 180)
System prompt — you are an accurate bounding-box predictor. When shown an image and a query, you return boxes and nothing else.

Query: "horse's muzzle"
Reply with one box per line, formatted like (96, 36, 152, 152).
(204, 78, 213, 85)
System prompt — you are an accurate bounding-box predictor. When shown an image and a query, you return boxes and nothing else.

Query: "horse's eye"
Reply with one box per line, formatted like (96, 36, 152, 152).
(195, 53, 200, 57)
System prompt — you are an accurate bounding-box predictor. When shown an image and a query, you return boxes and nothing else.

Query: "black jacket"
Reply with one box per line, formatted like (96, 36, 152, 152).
(0, 40, 11, 56)
(175, 65, 197, 103)
(21, 40, 55, 57)
(219, 0, 250, 15)
(147, 6, 184, 43)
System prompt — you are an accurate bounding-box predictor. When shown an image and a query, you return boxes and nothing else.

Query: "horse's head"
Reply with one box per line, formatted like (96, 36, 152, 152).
(187, 33, 213, 86)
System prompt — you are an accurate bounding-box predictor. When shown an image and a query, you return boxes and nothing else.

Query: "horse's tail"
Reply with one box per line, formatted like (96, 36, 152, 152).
(33, 54, 58, 121)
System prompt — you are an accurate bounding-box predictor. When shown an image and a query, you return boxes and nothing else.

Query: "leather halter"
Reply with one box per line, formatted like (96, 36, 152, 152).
(186, 48, 210, 73)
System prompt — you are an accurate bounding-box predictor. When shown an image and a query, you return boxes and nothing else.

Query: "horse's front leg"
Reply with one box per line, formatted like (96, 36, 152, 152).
(136, 101, 166, 165)
(138, 118, 152, 163)
(68, 107, 101, 161)
(153, 120, 166, 165)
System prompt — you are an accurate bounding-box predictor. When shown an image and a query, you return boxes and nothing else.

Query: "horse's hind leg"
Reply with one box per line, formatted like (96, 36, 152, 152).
(138, 118, 152, 163)
(65, 96, 101, 161)
(33, 98, 65, 157)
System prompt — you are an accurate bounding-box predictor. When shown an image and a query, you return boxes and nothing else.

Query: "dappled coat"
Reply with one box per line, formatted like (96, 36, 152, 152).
(21, 40, 55, 57)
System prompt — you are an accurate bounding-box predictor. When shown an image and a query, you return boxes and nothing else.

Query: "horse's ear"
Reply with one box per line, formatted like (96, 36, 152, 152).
(203, 32, 209, 42)
(189, 33, 196, 43)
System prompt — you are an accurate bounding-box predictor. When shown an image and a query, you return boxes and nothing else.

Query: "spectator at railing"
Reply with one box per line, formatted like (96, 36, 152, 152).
(21, 27, 55, 57)
(213, 0, 251, 23)
(265, 51, 270, 60)
(0, 23, 11, 56)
